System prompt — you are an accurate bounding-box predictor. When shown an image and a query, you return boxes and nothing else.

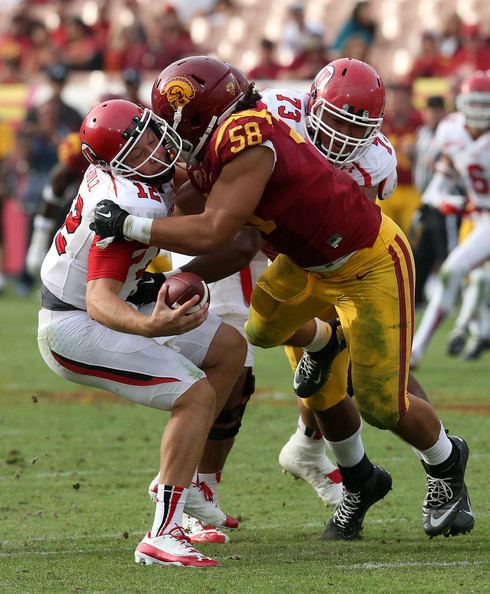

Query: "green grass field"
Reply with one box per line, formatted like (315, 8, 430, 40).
(1, 287, 489, 593)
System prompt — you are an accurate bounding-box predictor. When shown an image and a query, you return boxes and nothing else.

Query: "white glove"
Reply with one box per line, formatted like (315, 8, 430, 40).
(26, 215, 55, 276)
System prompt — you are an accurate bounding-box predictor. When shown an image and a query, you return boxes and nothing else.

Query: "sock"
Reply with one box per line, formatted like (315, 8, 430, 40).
(338, 454, 375, 492)
(417, 423, 455, 473)
(198, 472, 221, 506)
(151, 484, 187, 537)
(296, 416, 323, 441)
(328, 425, 364, 468)
(304, 319, 332, 353)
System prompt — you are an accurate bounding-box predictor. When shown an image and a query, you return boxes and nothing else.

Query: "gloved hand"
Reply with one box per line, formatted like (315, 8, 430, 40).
(127, 272, 166, 306)
(89, 200, 129, 241)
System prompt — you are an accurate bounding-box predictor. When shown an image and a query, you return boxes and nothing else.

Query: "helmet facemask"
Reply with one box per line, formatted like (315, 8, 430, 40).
(110, 108, 183, 180)
(456, 91, 490, 130)
(308, 97, 383, 165)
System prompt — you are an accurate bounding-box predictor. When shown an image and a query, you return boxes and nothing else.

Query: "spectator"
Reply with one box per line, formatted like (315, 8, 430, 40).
(58, 16, 103, 71)
(448, 24, 490, 76)
(379, 81, 424, 237)
(105, 22, 148, 71)
(332, 1, 377, 55)
(170, 0, 215, 24)
(248, 39, 281, 81)
(15, 65, 82, 296)
(21, 21, 57, 76)
(439, 12, 463, 58)
(279, 2, 324, 65)
(279, 33, 330, 80)
(122, 68, 147, 106)
(340, 34, 370, 62)
(143, 6, 199, 71)
(407, 31, 449, 83)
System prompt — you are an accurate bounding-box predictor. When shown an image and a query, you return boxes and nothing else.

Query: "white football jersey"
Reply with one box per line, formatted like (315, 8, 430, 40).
(260, 88, 398, 197)
(434, 112, 490, 211)
(41, 165, 174, 310)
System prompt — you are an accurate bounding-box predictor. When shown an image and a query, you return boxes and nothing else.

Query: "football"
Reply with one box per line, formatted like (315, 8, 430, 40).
(161, 272, 210, 314)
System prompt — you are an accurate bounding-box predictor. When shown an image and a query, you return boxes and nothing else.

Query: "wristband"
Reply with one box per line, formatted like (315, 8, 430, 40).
(42, 184, 64, 206)
(33, 214, 56, 232)
(164, 268, 182, 278)
(123, 215, 153, 244)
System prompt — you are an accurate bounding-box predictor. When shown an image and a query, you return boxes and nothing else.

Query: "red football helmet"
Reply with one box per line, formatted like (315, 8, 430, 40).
(151, 56, 247, 162)
(79, 99, 182, 180)
(456, 70, 490, 129)
(307, 58, 385, 164)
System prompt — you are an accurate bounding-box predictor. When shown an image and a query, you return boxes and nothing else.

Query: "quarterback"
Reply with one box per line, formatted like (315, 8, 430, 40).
(92, 57, 474, 541)
(38, 99, 247, 567)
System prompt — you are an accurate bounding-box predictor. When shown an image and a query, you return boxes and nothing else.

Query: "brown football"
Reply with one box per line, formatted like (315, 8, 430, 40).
(161, 272, 210, 314)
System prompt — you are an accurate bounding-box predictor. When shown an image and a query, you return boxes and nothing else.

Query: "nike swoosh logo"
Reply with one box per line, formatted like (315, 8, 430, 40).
(356, 272, 369, 280)
(98, 211, 112, 218)
(429, 499, 462, 528)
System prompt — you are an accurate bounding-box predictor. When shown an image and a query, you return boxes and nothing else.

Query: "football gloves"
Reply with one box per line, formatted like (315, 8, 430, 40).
(90, 200, 129, 241)
(127, 271, 166, 306)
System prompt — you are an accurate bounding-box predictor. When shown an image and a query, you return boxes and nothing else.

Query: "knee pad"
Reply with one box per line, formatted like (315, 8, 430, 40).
(208, 369, 255, 440)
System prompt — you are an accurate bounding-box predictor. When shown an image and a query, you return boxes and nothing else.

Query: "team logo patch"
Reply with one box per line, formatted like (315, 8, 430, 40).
(160, 77, 196, 111)
(81, 142, 100, 165)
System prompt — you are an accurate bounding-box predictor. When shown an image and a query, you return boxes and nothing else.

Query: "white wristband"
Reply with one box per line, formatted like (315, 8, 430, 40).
(165, 268, 182, 278)
(123, 215, 153, 244)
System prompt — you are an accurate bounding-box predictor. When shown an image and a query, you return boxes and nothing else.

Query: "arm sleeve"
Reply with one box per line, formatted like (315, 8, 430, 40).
(87, 236, 144, 282)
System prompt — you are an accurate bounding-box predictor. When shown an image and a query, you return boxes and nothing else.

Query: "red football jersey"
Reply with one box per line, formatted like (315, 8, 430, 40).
(187, 105, 381, 269)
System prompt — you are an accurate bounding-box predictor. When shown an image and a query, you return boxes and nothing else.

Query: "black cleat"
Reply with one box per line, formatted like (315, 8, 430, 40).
(322, 465, 392, 541)
(446, 487, 474, 537)
(461, 336, 490, 361)
(422, 435, 474, 538)
(446, 329, 467, 356)
(293, 319, 346, 398)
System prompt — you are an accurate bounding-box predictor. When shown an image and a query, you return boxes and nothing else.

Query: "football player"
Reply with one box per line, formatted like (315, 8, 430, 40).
(25, 131, 87, 276)
(411, 70, 490, 367)
(92, 57, 474, 541)
(37, 99, 248, 567)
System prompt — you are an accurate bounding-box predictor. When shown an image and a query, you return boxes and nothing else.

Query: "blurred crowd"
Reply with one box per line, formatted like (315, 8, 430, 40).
(0, 0, 490, 298)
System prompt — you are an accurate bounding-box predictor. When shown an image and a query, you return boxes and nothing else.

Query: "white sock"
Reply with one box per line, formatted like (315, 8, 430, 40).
(328, 425, 364, 468)
(151, 484, 187, 537)
(198, 472, 221, 506)
(304, 319, 332, 353)
(295, 416, 323, 442)
(416, 423, 453, 466)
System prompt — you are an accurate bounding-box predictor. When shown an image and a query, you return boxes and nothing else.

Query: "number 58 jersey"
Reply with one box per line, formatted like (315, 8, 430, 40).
(41, 165, 174, 310)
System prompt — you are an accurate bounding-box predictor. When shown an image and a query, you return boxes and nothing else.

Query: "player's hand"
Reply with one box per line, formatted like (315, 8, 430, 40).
(89, 200, 129, 241)
(146, 285, 209, 337)
(127, 272, 166, 306)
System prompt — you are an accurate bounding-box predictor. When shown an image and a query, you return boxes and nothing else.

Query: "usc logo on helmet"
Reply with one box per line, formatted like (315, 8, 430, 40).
(160, 77, 196, 111)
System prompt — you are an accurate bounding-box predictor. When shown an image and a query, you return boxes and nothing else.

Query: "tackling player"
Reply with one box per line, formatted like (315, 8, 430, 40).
(37, 99, 248, 567)
(92, 57, 474, 541)
(411, 70, 490, 367)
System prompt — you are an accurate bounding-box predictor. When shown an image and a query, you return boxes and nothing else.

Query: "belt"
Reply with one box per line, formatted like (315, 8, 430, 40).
(304, 251, 356, 273)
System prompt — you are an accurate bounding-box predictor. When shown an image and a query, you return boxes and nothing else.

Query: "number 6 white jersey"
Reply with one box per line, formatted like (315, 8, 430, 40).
(432, 112, 490, 211)
(41, 165, 175, 310)
(260, 88, 398, 199)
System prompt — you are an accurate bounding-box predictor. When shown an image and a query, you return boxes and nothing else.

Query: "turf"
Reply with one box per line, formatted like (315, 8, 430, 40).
(0, 287, 489, 593)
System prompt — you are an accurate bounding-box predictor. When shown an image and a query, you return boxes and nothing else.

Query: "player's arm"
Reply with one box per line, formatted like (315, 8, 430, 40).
(86, 276, 207, 338)
(92, 145, 275, 254)
(422, 155, 466, 214)
(26, 162, 77, 276)
(173, 179, 264, 282)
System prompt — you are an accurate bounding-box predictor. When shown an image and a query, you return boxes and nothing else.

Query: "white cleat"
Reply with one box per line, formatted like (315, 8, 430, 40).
(148, 474, 239, 529)
(279, 434, 343, 506)
(183, 513, 230, 544)
(135, 528, 219, 568)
